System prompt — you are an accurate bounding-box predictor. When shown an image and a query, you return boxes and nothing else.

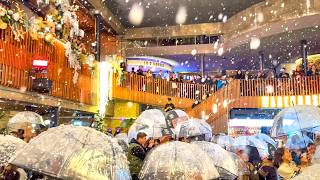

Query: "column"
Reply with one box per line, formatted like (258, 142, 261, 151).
(200, 54, 205, 77)
(95, 12, 101, 62)
(301, 40, 308, 74)
(258, 51, 264, 71)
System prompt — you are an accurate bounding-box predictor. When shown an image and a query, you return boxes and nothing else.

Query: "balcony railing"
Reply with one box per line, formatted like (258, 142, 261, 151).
(239, 76, 320, 96)
(0, 28, 92, 105)
(115, 73, 214, 100)
(188, 76, 320, 133)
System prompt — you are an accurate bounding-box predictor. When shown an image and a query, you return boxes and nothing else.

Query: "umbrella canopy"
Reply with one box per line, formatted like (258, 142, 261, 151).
(229, 153, 248, 177)
(233, 136, 269, 159)
(285, 134, 313, 150)
(10, 125, 130, 180)
(293, 164, 320, 180)
(165, 109, 189, 129)
(271, 105, 320, 137)
(0, 135, 26, 167)
(174, 119, 201, 138)
(115, 133, 129, 153)
(255, 133, 277, 147)
(139, 141, 220, 180)
(195, 119, 213, 141)
(213, 134, 235, 149)
(312, 146, 320, 164)
(7, 111, 44, 131)
(128, 109, 167, 140)
(192, 141, 238, 179)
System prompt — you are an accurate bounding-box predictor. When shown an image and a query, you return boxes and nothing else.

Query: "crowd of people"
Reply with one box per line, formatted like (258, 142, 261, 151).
(125, 130, 319, 180)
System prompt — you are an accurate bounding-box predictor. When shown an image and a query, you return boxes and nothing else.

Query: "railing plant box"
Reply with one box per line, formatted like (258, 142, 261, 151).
(32, 78, 52, 93)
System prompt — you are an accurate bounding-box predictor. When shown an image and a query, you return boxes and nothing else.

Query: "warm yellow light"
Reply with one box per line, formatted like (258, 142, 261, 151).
(284, 96, 290, 107)
(290, 96, 297, 106)
(305, 95, 311, 105)
(270, 96, 276, 108)
(313, 95, 319, 106)
(212, 104, 218, 114)
(201, 110, 206, 119)
(297, 96, 304, 105)
(128, 102, 133, 107)
(262, 96, 269, 108)
(277, 96, 283, 108)
(223, 100, 228, 108)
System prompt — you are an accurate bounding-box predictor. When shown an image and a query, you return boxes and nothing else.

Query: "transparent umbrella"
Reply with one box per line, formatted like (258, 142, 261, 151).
(139, 141, 220, 180)
(0, 135, 26, 167)
(191, 141, 238, 179)
(292, 164, 320, 180)
(10, 125, 131, 180)
(7, 111, 44, 131)
(271, 105, 320, 137)
(255, 134, 277, 147)
(229, 152, 248, 177)
(174, 119, 202, 138)
(212, 134, 234, 150)
(192, 118, 213, 141)
(115, 133, 129, 153)
(128, 109, 166, 140)
(285, 133, 313, 150)
(312, 146, 320, 164)
(233, 136, 269, 159)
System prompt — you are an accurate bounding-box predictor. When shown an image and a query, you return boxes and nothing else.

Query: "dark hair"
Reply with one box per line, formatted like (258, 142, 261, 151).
(137, 132, 147, 140)
(273, 148, 285, 168)
(131, 67, 135, 71)
(308, 143, 315, 147)
(168, 98, 172, 101)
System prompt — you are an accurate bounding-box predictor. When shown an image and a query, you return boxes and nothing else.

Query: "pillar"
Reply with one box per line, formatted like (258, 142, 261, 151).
(258, 51, 264, 71)
(94, 12, 101, 62)
(301, 40, 308, 73)
(200, 54, 205, 77)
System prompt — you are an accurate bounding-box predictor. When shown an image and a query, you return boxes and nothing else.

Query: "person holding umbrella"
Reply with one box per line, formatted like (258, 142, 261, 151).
(128, 132, 147, 180)
(274, 148, 300, 179)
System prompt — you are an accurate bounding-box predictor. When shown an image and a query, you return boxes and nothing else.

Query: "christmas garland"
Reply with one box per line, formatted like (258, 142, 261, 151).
(0, 0, 94, 84)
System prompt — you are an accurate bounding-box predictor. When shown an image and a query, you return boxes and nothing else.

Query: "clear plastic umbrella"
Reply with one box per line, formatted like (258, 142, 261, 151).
(254, 133, 277, 147)
(229, 152, 248, 177)
(285, 133, 313, 150)
(7, 111, 44, 131)
(312, 146, 320, 164)
(292, 164, 320, 180)
(233, 136, 269, 158)
(128, 109, 166, 140)
(10, 125, 131, 180)
(271, 105, 320, 137)
(192, 118, 213, 141)
(174, 119, 202, 138)
(139, 141, 220, 180)
(115, 133, 129, 153)
(0, 135, 26, 167)
(212, 134, 235, 149)
(191, 141, 238, 179)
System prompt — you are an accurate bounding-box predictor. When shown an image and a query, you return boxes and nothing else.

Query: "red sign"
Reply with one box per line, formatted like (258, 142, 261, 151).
(32, 59, 48, 69)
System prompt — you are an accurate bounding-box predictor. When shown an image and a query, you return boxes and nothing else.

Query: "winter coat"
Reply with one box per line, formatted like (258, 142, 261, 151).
(258, 161, 278, 180)
(277, 162, 299, 180)
(128, 139, 146, 176)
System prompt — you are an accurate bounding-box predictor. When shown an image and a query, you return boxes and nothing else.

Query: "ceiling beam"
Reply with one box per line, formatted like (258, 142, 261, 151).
(86, 0, 125, 34)
(123, 23, 223, 40)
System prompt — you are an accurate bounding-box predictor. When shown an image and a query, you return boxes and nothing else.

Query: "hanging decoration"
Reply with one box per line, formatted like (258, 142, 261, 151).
(0, 0, 94, 84)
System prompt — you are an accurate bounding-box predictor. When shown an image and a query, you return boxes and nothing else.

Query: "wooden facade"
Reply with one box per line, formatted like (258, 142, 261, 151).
(0, 27, 92, 104)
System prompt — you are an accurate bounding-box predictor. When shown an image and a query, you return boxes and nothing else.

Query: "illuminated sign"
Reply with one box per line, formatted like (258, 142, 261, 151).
(261, 95, 320, 108)
(33, 59, 48, 68)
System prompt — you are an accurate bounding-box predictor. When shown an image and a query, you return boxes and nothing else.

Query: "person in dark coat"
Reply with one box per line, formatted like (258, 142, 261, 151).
(128, 132, 147, 180)
(258, 155, 278, 180)
(235, 70, 244, 79)
(164, 98, 175, 112)
(278, 68, 290, 78)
